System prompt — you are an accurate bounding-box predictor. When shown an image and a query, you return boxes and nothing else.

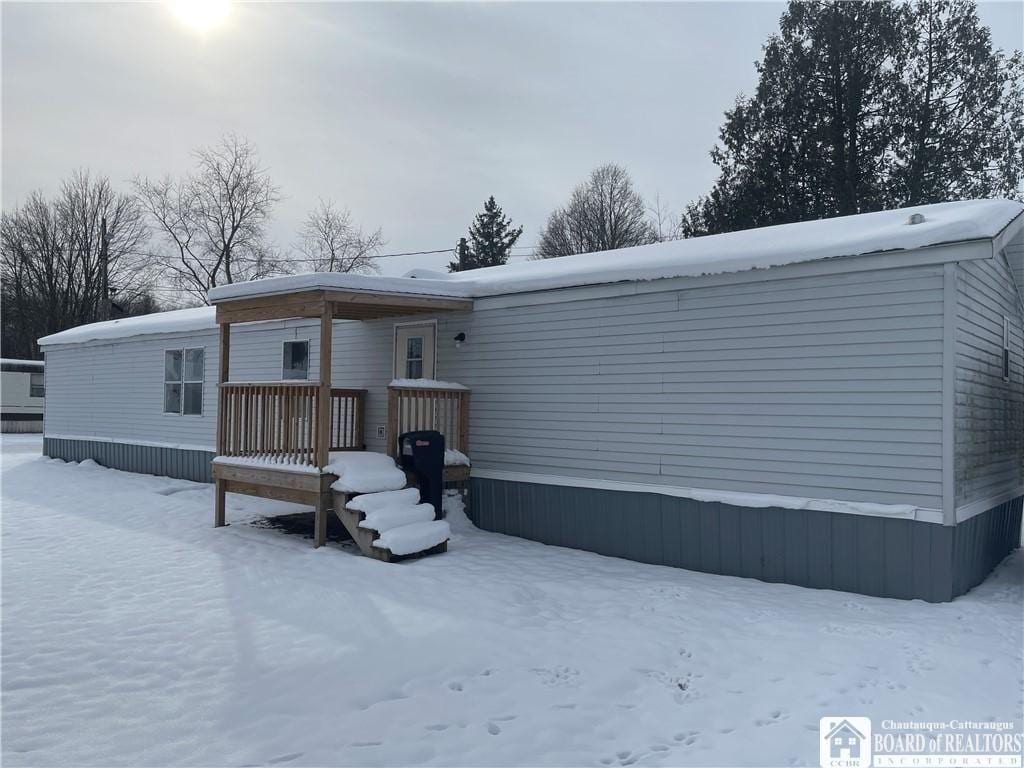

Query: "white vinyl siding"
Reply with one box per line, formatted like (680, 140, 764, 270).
(954, 257, 1024, 508)
(438, 264, 947, 509)
(44, 249, 1024, 515)
(1004, 227, 1024, 301)
(1, 370, 45, 416)
(45, 330, 220, 450)
(41, 316, 398, 453)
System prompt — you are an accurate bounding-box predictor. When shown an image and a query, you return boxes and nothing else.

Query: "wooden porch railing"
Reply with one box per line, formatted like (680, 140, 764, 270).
(217, 383, 366, 468)
(330, 387, 366, 451)
(386, 383, 470, 459)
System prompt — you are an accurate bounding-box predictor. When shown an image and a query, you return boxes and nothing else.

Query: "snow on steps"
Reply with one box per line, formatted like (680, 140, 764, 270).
(359, 504, 436, 533)
(333, 486, 450, 562)
(371, 520, 451, 557)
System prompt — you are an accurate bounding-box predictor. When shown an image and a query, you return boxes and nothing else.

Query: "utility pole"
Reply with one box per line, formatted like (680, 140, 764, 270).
(457, 237, 469, 272)
(99, 216, 110, 321)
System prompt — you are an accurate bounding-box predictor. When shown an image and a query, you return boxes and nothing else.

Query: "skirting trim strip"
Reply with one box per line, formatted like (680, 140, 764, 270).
(470, 468, 944, 524)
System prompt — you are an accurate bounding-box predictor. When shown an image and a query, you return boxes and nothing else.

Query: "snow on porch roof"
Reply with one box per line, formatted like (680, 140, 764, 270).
(208, 199, 1024, 304)
(39, 199, 1024, 347)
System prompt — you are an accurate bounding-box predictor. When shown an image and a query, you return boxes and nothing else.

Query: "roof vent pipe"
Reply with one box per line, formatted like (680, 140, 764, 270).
(906, 212, 926, 225)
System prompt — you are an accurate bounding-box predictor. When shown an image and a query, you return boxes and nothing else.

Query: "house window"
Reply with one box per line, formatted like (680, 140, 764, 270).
(283, 340, 309, 380)
(1003, 317, 1011, 383)
(164, 348, 204, 415)
(405, 336, 424, 379)
(29, 372, 44, 398)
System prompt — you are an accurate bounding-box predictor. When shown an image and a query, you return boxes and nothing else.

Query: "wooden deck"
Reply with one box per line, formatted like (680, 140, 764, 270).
(210, 287, 472, 549)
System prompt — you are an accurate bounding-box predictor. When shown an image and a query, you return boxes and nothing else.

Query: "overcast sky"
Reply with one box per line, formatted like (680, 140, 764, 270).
(3, 1, 1022, 273)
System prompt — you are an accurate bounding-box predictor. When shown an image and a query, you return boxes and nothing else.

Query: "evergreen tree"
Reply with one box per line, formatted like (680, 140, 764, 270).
(449, 196, 523, 271)
(895, 0, 1024, 204)
(682, 0, 1024, 237)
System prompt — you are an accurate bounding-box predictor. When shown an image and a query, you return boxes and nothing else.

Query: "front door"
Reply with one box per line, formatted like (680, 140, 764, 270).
(393, 323, 436, 380)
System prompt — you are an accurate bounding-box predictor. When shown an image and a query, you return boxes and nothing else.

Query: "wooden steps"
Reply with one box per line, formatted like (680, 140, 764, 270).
(332, 489, 450, 563)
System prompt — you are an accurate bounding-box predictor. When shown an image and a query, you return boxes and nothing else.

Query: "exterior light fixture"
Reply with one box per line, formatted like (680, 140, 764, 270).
(454, 332, 466, 348)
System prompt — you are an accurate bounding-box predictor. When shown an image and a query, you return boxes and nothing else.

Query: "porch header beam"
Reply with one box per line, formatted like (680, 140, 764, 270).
(214, 288, 472, 325)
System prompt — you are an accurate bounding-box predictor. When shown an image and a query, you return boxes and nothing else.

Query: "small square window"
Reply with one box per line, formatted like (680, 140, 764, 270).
(29, 372, 44, 398)
(283, 340, 309, 380)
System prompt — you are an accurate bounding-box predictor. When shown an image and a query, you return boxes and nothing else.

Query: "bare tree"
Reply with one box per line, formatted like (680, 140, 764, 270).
(647, 192, 682, 243)
(297, 199, 383, 274)
(134, 134, 283, 304)
(536, 164, 657, 259)
(1, 170, 154, 358)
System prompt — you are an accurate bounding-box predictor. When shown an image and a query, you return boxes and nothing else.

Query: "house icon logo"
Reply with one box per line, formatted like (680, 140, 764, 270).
(819, 716, 871, 768)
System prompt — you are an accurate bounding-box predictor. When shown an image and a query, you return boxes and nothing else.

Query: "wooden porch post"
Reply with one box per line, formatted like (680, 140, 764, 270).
(314, 302, 333, 548)
(215, 321, 230, 528)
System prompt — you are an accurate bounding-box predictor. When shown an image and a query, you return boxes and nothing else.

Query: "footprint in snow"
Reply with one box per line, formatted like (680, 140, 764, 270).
(425, 724, 449, 731)
(266, 754, 303, 765)
(448, 681, 463, 692)
(487, 723, 501, 735)
(755, 710, 787, 726)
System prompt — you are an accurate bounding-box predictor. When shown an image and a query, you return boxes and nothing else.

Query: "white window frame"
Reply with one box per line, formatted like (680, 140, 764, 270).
(163, 347, 205, 416)
(392, 319, 437, 380)
(281, 339, 311, 381)
(1003, 316, 1011, 383)
(29, 372, 44, 398)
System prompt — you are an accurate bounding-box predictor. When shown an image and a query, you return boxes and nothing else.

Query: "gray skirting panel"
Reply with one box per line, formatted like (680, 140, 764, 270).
(44, 437, 214, 483)
(470, 478, 1023, 602)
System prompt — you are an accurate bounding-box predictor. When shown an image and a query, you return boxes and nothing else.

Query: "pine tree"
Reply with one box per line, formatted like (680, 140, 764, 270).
(895, 0, 1024, 204)
(449, 196, 523, 272)
(681, 0, 1024, 237)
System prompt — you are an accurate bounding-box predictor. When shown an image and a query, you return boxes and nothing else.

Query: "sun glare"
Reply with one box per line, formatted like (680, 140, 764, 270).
(169, 0, 231, 33)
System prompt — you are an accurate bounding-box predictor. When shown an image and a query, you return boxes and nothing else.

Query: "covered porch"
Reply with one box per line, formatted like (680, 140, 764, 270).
(210, 280, 473, 548)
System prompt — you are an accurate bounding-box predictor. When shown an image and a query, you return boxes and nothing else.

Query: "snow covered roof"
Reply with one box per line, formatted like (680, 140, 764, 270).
(38, 199, 1024, 347)
(38, 306, 216, 347)
(428, 198, 1024, 297)
(0, 358, 44, 367)
(209, 199, 1024, 304)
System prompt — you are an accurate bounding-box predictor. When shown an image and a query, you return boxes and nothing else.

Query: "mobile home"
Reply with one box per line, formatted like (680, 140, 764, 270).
(1, 358, 44, 433)
(39, 199, 1024, 600)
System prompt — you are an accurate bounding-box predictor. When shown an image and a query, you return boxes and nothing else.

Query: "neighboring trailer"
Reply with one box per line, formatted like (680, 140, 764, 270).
(1, 359, 44, 433)
(39, 200, 1024, 600)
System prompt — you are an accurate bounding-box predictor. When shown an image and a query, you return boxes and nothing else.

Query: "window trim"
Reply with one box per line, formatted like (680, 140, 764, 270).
(392, 320, 437, 380)
(281, 338, 311, 381)
(1003, 316, 1011, 383)
(163, 346, 205, 416)
(29, 372, 44, 398)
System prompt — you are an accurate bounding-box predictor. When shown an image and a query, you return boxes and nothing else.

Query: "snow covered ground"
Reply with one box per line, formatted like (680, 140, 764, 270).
(2, 434, 1022, 767)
